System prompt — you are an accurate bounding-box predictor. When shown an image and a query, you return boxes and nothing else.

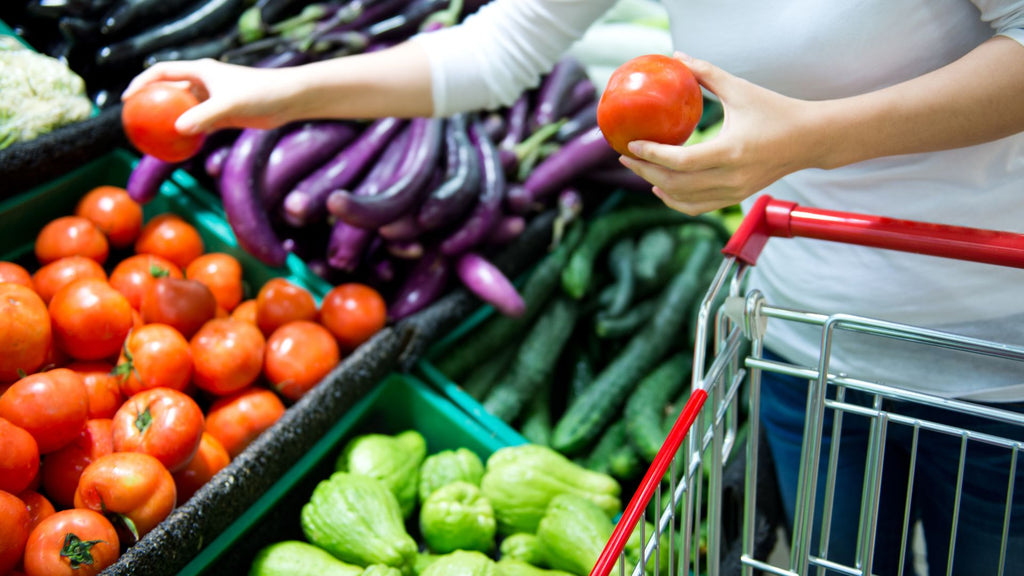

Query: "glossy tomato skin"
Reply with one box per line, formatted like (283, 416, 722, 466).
(134, 214, 205, 271)
(66, 362, 123, 419)
(0, 490, 31, 575)
(75, 186, 144, 249)
(597, 54, 703, 159)
(32, 256, 108, 305)
(122, 82, 205, 163)
(185, 252, 244, 313)
(34, 216, 109, 267)
(108, 253, 183, 311)
(40, 419, 113, 510)
(140, 277, 217, 340)
(0, 368, 88, 454)
(319, 283, 387, 353)
(112, 387, 204, 473)
(23, 508, 120, 576)
(48, 279, 134, 362)
(0, 261, 35, 290)
(264, 321, 340, 401)
(190, 318, 265, 396)
(116, 324, 193, 396)
(255, 278, 318, 337)
(230, 299, 259, 325)
(0, 417, 40, 495)
(19, 490, 55, 534)
(204, 386, 286, 458)
(171, 432, 230, 506)
(0, 282, 52, 382)
(74, 451, 176, 540)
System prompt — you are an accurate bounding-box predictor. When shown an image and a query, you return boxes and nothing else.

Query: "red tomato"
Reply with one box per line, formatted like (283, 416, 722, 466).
(0, 490, 30, 574)
(204, 387, 286, 458)
(48, 278, 134, 361)
(230, 299, 258, 326)
(23, 508, 120, 576)
(140, 277, 217, 340)
(596, 54, 703, 159)
(185, 252, 244, 312)
(0, 261, 35, 290)
(263, 321, 340, 401)
(32, 256, 108, 305)
(190, 318, 265, 396)
(40, 419, 113, 510)
(75, 185, 144, 248)
(319, 283, 387, 352)
(121, 82, 205, 163)
(255, 278, 318, 337)
(134, 214, 205, 270)
(0, 368, 88, 454)
(171, 432, 230, 506)
(34, 216, 109, 267)
(74, 451, 175, 540)
(0, 282, 51, 382)
(18, 490, 55, 533)
(108, 253, 183, 310)
(115, 323, 193, 396)
(0, 417, 40, 495)
(66, 362, 124, 420)
(112, 387, 204, 473)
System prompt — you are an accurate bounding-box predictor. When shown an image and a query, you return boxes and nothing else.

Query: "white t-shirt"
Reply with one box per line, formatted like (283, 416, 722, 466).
(413, 0, 1024, 400)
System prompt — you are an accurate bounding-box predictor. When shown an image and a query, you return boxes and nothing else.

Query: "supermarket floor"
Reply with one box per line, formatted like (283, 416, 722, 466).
(765, 523, 930, 574)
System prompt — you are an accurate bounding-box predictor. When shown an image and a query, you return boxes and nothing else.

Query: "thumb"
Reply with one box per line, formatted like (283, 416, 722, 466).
(674, 52, 733, 100)
(175, 101, 225, 136)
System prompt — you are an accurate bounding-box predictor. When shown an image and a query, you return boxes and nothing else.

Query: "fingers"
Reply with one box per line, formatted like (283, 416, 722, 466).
(121, 59, 214, 100)
(673, 51, 731, 100)
(625, 139, 722, 173)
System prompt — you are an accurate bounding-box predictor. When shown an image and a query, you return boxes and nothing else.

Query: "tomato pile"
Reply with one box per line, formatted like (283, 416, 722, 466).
(0, 184, 388, 575)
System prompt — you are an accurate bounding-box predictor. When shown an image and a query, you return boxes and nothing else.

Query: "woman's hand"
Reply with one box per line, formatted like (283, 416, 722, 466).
(619, 53, 818, 215)
(122, 58, 300, 135)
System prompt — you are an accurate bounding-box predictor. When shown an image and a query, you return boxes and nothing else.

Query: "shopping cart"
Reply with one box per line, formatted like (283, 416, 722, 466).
(589, 195, 1024, 576)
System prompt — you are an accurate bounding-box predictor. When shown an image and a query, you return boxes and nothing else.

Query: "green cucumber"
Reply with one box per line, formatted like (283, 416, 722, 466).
(519, 377, 553, 446)
(633, 226, 678, 289)
(594, 297, 659, 339)
(462, 344, 520, 401)
(584, 420, 627, 474)
(483, 297, 580, 423)
(624, 352, 692, 462)
(435, 223, 584, 382)
(604, 236, 636, 316)
(551, 237, 718, 455)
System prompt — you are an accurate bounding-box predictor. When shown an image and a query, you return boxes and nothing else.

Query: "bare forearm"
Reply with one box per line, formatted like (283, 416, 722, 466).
(807, 35, 1024, 170)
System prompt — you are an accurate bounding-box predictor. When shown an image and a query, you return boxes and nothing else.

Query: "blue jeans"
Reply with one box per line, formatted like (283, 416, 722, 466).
(759, 349, 1024, 575)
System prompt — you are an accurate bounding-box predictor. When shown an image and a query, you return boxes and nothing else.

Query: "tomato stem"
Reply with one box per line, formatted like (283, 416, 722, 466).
(134, 405, 153, 434)
(60, 532, 103, 568)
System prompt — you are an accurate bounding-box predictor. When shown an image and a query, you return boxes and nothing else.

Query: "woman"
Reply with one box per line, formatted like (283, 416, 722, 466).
(124, 1, 1024, 572)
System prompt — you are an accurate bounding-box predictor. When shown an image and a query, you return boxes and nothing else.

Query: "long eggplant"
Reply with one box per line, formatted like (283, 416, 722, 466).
(260, 120, 359, 208)
(456, 252, 525, 317)
(506, 125, 618, 214)
(416, 113, 482, 230)
(100, 0, 196, 36)
(555, 100, 597, 144)
(497, 92, 529, 177)
(220, 128, 289, 267)
(529, 56, 588, 133)
(143, 28, 239, 66)
(440, 117, 505, 256)
(388, 246, 451, 321)
(126, 154, 180, 203)
(95, 0, 244, 67)
(362, 0, 447, 43)
(283, 117, 406, 227)
(327, 116, 443, 229)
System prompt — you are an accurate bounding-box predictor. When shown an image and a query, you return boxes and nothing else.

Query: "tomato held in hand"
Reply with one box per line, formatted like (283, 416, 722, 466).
(23, 508, 120, 576)
(597, 54, 703, 159)
(319, 283, 387, 353)
(122, 82, 205, 163)
(112, 387, 204, 473)
(204, 386, 286, 458)
(74, 451, 176, 541)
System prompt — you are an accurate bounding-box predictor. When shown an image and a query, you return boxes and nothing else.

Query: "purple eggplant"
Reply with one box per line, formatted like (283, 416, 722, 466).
(583, 166, 653, 194)
(388, 247, 452, 321)
(506, 125, 617, 214)
(562, 76, 597, 119)
(487, 215, 526, 246)
(220, 128, 289, 267)
(203, 144, 233, 179)
(127, 154, 180, 204)
(328, 116, 444, 229)
(416, 113, 482, 230)
(363, 0, 447, 42)
(283, 117, 406, 227)
(456, 252, 525, 317)
(386, 238, 424, 260)
(378, 212, 423, 241)
(440, 117, 506, 256)
(529, 56, 588, 133)
(261, 120, 359, 208)
(498, 93, 530, 177)
(481, 111, 507, 143)
(555, 100, 597, 144)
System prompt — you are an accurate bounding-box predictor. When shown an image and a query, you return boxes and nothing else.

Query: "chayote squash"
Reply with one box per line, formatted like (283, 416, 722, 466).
(498, 533, 546, 567)
(480, 444, 620, 534)
(300, 472, 418, 573)
(535, 493, 614, 576)
(418, 447, 485, 503)
(495, 559, 576, 576)
(248, 540, 364, 576)
(362, 566, 404, 576)
(420, 550, 496, 576)
(336, 430, 427, 518)
(412, 553, 440, 575)
(419, 481, 496, 553)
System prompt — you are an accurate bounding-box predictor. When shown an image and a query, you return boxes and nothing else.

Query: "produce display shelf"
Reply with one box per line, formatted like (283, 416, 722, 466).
(0, 148, 331, 298)
(175, 372, 527, 576)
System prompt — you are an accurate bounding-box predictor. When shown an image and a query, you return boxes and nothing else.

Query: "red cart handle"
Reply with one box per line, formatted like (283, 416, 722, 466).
(723, 195, 1024, 268)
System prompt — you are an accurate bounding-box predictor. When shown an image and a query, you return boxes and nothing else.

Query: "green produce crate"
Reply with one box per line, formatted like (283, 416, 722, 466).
(176, 372, 527, 576)
(0, 18, 32, 49)
(0, 148, 331, 298)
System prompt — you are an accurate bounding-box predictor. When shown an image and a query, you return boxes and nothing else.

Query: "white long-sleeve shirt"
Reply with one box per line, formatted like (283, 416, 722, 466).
(413, 0, 1024, 400)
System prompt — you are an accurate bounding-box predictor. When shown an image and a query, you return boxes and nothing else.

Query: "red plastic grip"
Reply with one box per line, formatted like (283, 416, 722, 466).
(722, 195, 1024, 268)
